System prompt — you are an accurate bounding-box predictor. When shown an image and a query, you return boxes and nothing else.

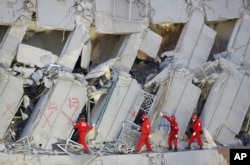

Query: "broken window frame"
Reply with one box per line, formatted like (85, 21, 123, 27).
(112, 0, 148, 22)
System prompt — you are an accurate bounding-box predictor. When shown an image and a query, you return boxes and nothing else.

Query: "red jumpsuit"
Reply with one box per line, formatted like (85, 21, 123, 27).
(162, 115, 179, 150)
(188, 117, 203, 147)
(136, 117, 153, 152)
(74, 121, 93, 152)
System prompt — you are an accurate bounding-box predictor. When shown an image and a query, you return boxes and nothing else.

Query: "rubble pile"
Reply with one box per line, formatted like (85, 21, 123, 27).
(0, 0, 250, 164)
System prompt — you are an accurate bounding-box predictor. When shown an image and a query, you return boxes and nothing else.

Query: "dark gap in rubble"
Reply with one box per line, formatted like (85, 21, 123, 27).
(150, 23, 184, 54)
(206, 19, 236, 61)
(31, 12, 36, 19)
(237, 107, 250, 146)
(3, 60, 49, 142)
(4, 81, 47, 142)
(130, 23, 184, 86)
(71, 101, 94, 143)
(23, 84, 46, 108)
(89, 28, 125, 70)
(133, 93, 155, 125)
(72, 54, 87, 74)
(0, 25, 9, 44)
(6, 108, 29, 142)
(5, 97, 30, 142)
(22, 25, 70, 55)
(130, 57, 161, 85)
(185, 78, 217, 138)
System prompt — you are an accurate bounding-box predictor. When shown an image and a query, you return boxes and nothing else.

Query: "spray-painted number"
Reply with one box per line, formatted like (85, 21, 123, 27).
(68, 97, 79, 110)
(158, 118, 169, 131)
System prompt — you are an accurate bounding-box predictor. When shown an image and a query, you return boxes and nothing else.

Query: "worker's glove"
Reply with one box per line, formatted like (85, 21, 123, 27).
(160, 112, 163, 117)
(175, 134, 178, 138)
(92, 123, 96, 127)
(148, 134, 152, 138)
(192, 132, 196, 136)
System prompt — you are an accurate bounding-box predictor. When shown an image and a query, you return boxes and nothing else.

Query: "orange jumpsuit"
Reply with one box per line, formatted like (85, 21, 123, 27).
(188, 118, 203, 147)
(136, 117, 152, 152)
(74, 121, 93, 152)
(162, 115, 179, 150)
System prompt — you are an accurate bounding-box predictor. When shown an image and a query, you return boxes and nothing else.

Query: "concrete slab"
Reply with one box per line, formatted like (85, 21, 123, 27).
(0, 24, 30, 67)
(227, 14, 250, 67)
(91, 73, 142, 142)
(95, 0, 148, 34)
(0, 149, 229, 165)
(116, 33, 143, 72)
(188, 25, 216, 69)
(175, 11, 204, 64)
(0, 0, 30, 25)
(0, 152, 92, 165)
(163, 149, 228, 165)
(19, 77, 88, 149)
(175, 12, 216, 69)
(17, 44, 58, 67)
(80, 40, 92, 70)
(58, 25, 89, 71)
(150, 0, 188, 24)
(203, 0, 245, 21)
(36, 0, 76, 30)
(139, 29, 162, 59)
(153, 69, 201, 143)
(200, 59, 250, 145)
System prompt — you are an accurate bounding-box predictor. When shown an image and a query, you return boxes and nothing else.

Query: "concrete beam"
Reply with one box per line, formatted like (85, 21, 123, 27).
(17, 44, 58, 67)
(0, 24, 30, 67)
(58, 25, 89, 71)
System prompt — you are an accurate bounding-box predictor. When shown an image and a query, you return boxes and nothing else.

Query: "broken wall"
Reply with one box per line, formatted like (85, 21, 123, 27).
(227, 14, 250, 67)
(152, 68, 201, 146)
(95, 0, 149, 34)
(0, 24, 30, 67)
(58, 24, 90, 71)
(203, 0, 245, 21)
(0, 0, 31, 25)
(200, 59, 250, 145)
(116, 33, 143, 72)
(150, 0, 188, 24)
(17, 44, 58, 67)
(20, 77, 88, 149)
(36, 0, 76, 30)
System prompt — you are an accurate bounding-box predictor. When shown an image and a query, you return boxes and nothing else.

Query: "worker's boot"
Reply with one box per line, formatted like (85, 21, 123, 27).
(185, 144, 191, 150)
(167, 146, 172, 150)
(174, 147, 178, 152)
(199, 145, 203, 150)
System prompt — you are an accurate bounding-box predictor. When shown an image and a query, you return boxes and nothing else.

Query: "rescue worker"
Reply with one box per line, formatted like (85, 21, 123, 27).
(73, 115, 93, 153)
(135, 113, 153, 153)
(186, 114, 203, 150)
(160, 112, 179, 151)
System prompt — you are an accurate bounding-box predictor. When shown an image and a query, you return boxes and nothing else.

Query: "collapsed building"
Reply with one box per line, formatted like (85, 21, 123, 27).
(0, 0, 250, 164)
